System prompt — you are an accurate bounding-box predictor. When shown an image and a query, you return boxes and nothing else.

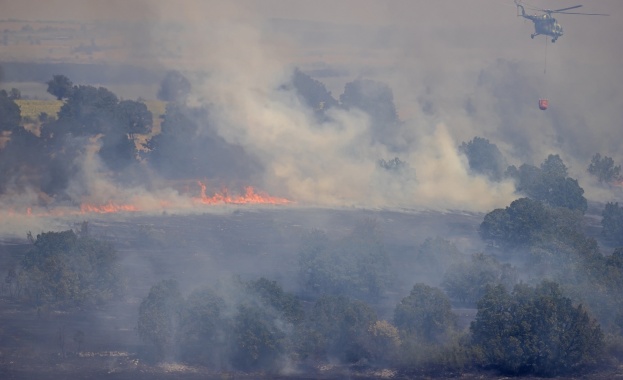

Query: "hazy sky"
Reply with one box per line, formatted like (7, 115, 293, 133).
(1, 0, 622, 220)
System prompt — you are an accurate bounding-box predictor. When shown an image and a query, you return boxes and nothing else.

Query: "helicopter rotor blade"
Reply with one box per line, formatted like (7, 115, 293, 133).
(515, 0, 543, 12)
(551, 5, 582, 12)
(555, 11, 609, 16)
(513, 2, 609, 17)
(522, 3, 544, 11)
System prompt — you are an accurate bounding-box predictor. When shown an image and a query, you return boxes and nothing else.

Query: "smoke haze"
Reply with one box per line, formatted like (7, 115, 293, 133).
(1, 0, 623, 230)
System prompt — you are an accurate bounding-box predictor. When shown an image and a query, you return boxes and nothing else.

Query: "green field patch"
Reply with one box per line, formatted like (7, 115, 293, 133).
(16, 99, 63, 121)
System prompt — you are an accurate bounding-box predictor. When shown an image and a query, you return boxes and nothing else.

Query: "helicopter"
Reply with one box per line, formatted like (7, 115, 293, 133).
(515, 1, 609, 43)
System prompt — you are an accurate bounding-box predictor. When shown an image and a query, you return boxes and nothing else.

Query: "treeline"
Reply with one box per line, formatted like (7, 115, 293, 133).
(0, 71, 259, 198)
(0, 68, 406, 202)
(3, 223, 123, 307)
(4, 202, 623, 376)
(135, 271, 608, 376)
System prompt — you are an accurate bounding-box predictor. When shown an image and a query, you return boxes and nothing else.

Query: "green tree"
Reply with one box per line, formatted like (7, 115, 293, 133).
(20, 230, 122, 305)
(340, 79, 398, 125)
(507, 156, 587, 213)
(46, 74, 73, 100)
(414, 237, 465, 284)
(98, 131, 139, 171)
(588, 153, 622, 184)
(559, 247, 623, 334)
(541, 176, 587, 212)
(365, 320, 401, 364)
(245, 277, 304, 325)
(299, 295, 378, 363)
(339, 79, 400, 148)
(298, 219, 390, 300)
(540, 154, 568, 178)
(442, 253, 517, 305)
(471, 281, 604, 376)
(144, 103, 199, 177)
(0, 125, 45, 194)
(290, 67, 338, 119)
(42, 82, 146, 173)
(55, 84, 119, 136)
(507, 163, 539, 191)
(228, 277, 304, 371)
(393, 283, 456, 343)
(602, 202, 623, 245)
(479, 197, 590, 277)
(459, 136, 507, 181)
(137, 279, 184, 362)
(157, 70, 191, 103)
(8, 87, 21, 100)
(477, 208, 510, 246)
(231, 303, 286, 371)
(0, 89, 21, 131)
(144, 103, 259, 181)
(178, 287, 229, 367)
(480, 198, 550, 248)
(116, 99, 153, 137)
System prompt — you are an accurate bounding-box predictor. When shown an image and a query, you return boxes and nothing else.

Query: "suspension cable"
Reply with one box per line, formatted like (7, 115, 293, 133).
(543, 36, 548, 74)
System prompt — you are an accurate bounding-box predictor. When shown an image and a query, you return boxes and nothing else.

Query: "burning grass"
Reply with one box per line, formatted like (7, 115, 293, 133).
(0, 182, 293, 223)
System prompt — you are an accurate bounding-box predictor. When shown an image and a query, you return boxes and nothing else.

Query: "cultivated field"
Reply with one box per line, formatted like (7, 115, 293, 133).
(15, 99, 63, 121)
(15, 99, 167, 132)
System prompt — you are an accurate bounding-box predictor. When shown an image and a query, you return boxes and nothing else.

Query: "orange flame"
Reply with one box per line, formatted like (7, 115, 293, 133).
(196, 181, 291, 205)
(80, 201, 140, 214)
(2, 183, 292, 218)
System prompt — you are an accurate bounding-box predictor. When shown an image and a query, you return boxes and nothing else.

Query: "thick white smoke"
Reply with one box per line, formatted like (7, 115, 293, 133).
(2, 0, 623, 227)
(171, 15, 515, 211)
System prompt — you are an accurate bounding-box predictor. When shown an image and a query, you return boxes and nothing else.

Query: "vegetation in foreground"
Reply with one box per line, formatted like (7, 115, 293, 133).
(4, 200, 623, 378)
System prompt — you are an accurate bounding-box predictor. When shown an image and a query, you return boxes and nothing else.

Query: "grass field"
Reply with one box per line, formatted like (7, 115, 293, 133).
(15, 99, 167, 128)
(143, 100, 167, 123)
(15, 99, 63, 122)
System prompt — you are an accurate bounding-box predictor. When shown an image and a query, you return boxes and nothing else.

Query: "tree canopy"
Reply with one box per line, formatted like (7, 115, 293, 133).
(46, 74, 73, 100)
(20, 229, 123, 306)
(144, 103, 260, 181)
(290, 67, 338, 119)
(298, 219, 391, 300)
(442, 253, 517, 305)
(393, 283, 456, 343)
(137, 279, 184, 362)
(177, 287, 229, 366)
(299, 295, 379, 363)
(601, 202, 623, 245)
(479, 197, 551, 248)
(588, 153, 622, 184)
(339, 78, 401, 148)
(471, 281, 604, 376)
(459, 136, 506, 181)
(0, 75, 160, 198)
(506, 155, 587, 213)
(0, 89, 21, 131)
(157, 70, 191, 102)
